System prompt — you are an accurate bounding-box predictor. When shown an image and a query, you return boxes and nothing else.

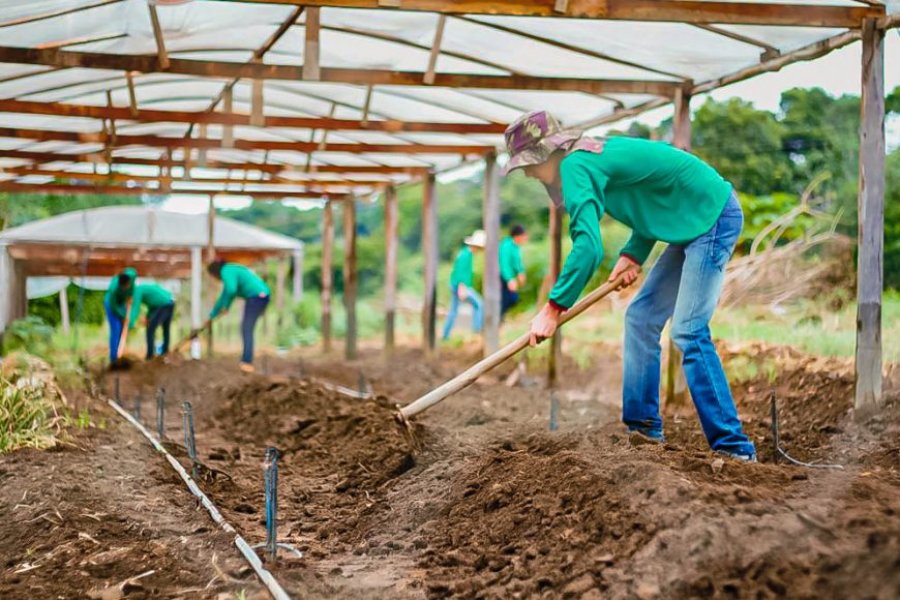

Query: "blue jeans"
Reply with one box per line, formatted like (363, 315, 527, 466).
(242, 295, 269, 364)
(622, 193, 755, 456)
(146, 303, 174, 359)
(105, 300, 124, 363)
(442, 285, 483, 340)
(500, 277, 520, 317)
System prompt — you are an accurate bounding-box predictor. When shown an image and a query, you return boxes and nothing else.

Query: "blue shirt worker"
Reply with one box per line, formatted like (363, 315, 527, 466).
(128, 283, 175, 360)
(103, 267, 136, 364)
(208, 260, 270, 373)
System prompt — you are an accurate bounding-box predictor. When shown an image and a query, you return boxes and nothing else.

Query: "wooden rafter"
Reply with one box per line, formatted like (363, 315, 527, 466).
(147, 3, 170, 71)
(0, 0, 123, 28)
(304, 7, 321, 81)
(204, 0, 883, 28)
(693, 24, 781, 61)
(0, 46, 680, 96)
(0, 181, 350, 200)
(0, 99, 506, 133)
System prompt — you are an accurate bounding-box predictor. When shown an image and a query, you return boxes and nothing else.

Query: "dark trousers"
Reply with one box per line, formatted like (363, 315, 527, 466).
(146, 303, 174, 359)
(500, 277, 520, 317)
(242, 295, 270, 364)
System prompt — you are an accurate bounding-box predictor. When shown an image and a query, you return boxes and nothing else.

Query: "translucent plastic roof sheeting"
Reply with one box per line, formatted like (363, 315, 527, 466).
(0, 0, 894, 193)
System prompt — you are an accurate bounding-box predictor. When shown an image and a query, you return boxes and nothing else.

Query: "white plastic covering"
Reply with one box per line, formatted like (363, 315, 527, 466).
(0, 0, 895, 187)
(26, 275, 181, 298)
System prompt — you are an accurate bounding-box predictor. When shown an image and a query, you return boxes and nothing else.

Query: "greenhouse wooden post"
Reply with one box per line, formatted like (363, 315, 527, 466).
(666, 87, 692, 412)
(292, 247, 303, 302)
(384, 185, 399, 353)
(205, 195, 215, 357)
(855, 17, 885, 412)
(59, 286, 70, 335)
(343, 197, 358, 360)
(321, 200, 334, 353)
(482, 153, 501, 356)
(275, 259, 287, 327)
(422, 173, 438, 353)
(547, 203, 563, 387)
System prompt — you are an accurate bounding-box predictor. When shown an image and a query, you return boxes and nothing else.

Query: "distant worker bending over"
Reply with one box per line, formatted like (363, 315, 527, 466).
(208, 260, 270, 373)
(104, 267, 136, 365)
(442, 230, 485, 341)
(503, 110, 756, 462)
(128, 283, 175, 360)
(500, 224, 528, 317)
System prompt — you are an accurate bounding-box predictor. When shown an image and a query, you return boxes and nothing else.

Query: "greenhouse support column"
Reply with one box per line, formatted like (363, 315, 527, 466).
(190, 246, 202, 360)
(422, 173, 438, 353)
(292, 247, 303, 302)
(384, 185, 399, 353)
(666, 87, 691, 412)
(59, 286, 70, 335)
(343, 198, 358, 361)
(321, 200, 334, 353)
(0, 244, 25, 344)
(482, 153, 501, 356)
(275, 259, 287, 328)
(547, 203, 563, 387)
(206, 195, 215, 357)
(855, 17, 885, 412)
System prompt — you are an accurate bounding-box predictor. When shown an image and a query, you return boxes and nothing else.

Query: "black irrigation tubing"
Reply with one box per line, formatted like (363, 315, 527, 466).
(106, 398, 293, 600)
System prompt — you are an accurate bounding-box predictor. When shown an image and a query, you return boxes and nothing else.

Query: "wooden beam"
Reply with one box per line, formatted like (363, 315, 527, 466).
(384, 185, 398, 353)
(0, 149, 281, 173)
(320, 200, 334, 353)
(0, 126, 494, 155)
(547, 202, 563, 387)
(0, 47, 680, 96)
(0, 0, 123, 29)
(424, 15, 447, 86)
(304, 7, 321, 81)
(125, 71, 139, 117)
(221, 86, 234, 148)
(481, 153, 501, 356)
(343, 198, 358, 360)
(250, 76, 265, 127)
(209, 1, 883, 27)
(147, 3, 170, 71)
(0, 99, 507, 134)
(0, 181, 347, 200)
(693, 24, 781, 61)
(856, 18, 885, 411)
(422, 172, 438, 352)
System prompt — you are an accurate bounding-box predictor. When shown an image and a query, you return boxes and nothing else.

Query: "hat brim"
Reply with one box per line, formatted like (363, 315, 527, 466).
(501, 129, 583, 176)
(464, 238, 486, 248)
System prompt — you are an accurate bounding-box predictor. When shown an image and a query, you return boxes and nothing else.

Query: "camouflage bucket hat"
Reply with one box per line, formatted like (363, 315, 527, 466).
(502, 110, 582, 176)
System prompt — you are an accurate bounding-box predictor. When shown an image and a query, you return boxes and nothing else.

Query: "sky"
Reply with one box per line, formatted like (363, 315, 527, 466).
(163, 34, 900, 215)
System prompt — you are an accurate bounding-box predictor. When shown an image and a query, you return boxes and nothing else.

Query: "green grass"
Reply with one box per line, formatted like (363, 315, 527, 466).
(0, 378, 65, 453)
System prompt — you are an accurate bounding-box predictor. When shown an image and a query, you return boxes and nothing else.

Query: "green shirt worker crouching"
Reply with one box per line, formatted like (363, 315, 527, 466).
(104, 267, 136, 365)
(128, 283, 175, 360)
(499, 224, 528, 317)
(503, 110, 755, 462)
(208, 260, 270, 373)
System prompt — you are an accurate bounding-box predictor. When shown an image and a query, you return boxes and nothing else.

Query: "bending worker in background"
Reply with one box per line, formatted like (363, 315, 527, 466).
(499, 224, 528, 318)
(208, 259, 270, 373)
(128, 283, 175, 360)
(442, 230, 485, 340)
(503, 110, 756, 462)
(104, 267, 136, 365)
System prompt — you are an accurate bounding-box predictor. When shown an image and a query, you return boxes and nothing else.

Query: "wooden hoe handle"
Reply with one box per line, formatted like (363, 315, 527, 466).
(398, 276, 625, 420)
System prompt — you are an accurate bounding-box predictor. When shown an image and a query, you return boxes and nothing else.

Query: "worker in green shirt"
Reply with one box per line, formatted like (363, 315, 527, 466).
(208, 260, 270, 372)
(442, 230, 485, 340)
(104, 267, 136, 364)
(503, 110, 755, 462)
(499, 224, 528, 317)
(128, 283, 175, 360)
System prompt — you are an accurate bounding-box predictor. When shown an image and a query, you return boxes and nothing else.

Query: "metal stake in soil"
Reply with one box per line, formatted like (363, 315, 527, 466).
(133, 393, 142, 422)
(264, 447, 279, 562)
(114, 376, 120, 405)
(358, 370, 366, 398)
(549, 392, 559, 432)
(770, 395, 843, 470)
(183, 401, 199, 479)
(156, 387, 166, 440)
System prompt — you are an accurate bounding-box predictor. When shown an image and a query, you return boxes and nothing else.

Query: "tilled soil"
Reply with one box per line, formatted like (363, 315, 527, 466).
(4, 345, 897, 599)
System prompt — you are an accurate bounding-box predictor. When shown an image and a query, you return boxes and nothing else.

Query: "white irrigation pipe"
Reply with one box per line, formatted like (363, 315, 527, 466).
(106, 399, 292, 600)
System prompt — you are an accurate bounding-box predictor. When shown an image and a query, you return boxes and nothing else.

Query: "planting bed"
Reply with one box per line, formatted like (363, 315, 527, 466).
(3, 345, 898, 599)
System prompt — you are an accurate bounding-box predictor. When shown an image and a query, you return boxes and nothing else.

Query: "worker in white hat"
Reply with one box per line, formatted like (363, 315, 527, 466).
(442, 230, 485, 340)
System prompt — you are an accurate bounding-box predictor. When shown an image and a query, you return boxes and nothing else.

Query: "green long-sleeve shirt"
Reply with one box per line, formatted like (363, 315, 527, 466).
(550, 137, 733, 309)
(129, 284, 174, 329)
(209, 263, 270, 319)
(499, 237, 525, 282)
(449, 246, 474, 289)
(104, 267, 137, 318)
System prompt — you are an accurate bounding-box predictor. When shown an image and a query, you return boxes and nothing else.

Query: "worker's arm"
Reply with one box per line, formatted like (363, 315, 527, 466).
(209, 270, 237, 319)
(547, 162, 606, 311)
(619, 231, 656, 266)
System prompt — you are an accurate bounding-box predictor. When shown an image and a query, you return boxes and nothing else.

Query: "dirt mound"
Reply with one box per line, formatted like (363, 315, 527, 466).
(212, 377, 418, 492)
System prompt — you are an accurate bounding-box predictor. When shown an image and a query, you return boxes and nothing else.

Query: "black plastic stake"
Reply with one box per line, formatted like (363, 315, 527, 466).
(114, 376, 120, 405)
(358, 370, 366, 397)
(264, 447, 279, 562)
(183, 401, 198, 479)
(549, 391, 559, 432)
(133, 392, 142, 422)
(156, 387, 166, 440)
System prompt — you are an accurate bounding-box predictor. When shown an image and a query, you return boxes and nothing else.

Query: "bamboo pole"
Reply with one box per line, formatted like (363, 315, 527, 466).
(321, 200, 334, 353)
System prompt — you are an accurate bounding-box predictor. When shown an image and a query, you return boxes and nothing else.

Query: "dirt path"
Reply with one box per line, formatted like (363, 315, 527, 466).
(0, 422, 266, 599)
